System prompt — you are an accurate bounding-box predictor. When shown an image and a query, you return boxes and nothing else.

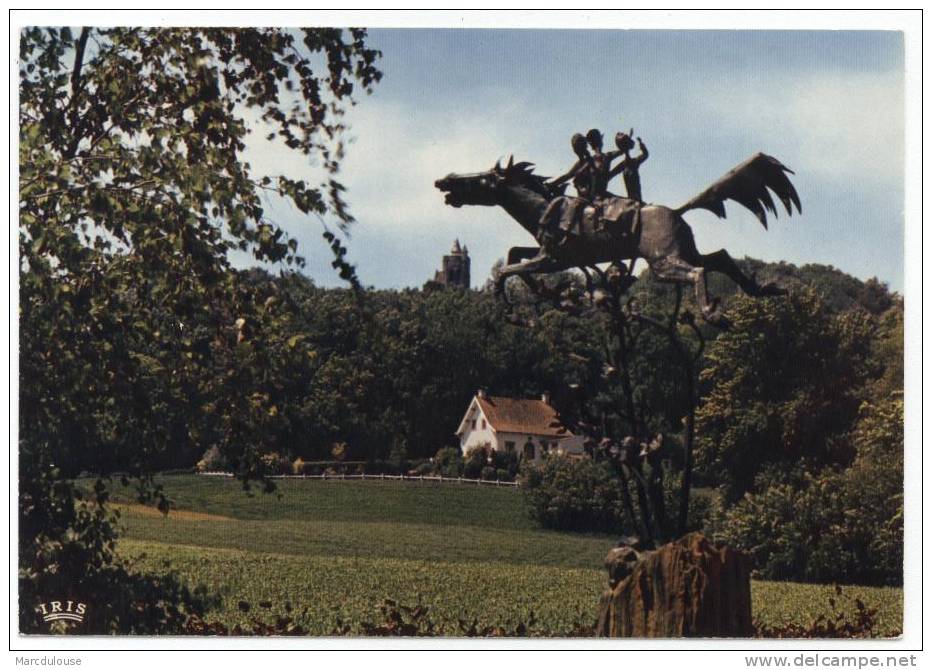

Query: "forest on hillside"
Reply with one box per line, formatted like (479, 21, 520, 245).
(24, 256, 902, 472)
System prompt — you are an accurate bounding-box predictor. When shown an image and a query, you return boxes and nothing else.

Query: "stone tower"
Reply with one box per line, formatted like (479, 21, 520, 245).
(432, 239, 471, 289)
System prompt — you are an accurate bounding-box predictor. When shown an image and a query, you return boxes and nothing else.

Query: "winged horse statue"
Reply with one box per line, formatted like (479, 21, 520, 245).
(434, 152, 801, 326)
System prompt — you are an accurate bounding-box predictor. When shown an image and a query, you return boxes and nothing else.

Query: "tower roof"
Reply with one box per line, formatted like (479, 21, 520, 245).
(452, 238, 462, 254)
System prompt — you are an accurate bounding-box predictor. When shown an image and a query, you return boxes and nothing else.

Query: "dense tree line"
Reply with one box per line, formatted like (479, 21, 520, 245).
(66, 257, 891, 472)
(49, 257, 895, 515)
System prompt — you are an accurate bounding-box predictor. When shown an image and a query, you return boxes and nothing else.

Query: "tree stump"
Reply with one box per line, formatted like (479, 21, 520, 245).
(596, 532, 752, 637)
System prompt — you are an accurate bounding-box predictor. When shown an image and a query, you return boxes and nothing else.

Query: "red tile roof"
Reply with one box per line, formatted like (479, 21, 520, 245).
(475, 395, 571, 437)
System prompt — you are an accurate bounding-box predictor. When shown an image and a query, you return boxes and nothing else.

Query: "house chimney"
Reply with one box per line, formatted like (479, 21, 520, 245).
(541, 391, 551, 405)
(477, 389, 487, 399)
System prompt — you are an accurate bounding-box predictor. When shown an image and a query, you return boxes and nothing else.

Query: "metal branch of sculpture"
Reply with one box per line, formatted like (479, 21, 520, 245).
(626, 285, 706, 536)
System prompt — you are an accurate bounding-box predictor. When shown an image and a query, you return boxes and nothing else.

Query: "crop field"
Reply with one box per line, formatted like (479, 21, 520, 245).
(105, 475, 902, 636)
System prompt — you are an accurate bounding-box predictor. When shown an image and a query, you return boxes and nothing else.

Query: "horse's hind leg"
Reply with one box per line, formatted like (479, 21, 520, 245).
(700, 249, 786, 297)
(507, 246, 541, 265)
(649, 256, 729, 327)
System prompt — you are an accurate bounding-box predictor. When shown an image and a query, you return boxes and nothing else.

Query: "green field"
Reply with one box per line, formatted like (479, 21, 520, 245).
(107, 475, 902, 636)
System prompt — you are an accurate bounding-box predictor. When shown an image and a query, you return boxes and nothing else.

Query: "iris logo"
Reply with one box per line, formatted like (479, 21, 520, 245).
(36, 600, 87, 624)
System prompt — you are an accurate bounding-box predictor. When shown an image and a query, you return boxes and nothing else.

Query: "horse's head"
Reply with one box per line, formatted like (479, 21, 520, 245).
(434, 166, 502, 208)
(435, 156, 556, 208)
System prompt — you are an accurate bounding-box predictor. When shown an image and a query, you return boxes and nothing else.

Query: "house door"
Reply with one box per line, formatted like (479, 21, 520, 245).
(523, 439, 535, 460)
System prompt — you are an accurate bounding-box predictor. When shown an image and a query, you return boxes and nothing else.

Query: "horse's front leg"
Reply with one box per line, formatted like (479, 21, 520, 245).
(494, 253, 562, 298)
(507, 246, 541, 266)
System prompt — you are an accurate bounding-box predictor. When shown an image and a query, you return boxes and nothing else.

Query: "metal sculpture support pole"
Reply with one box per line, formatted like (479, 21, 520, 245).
(616, 465, 641, 540)
(501, 260, 705, 544)
(629, 285, 705, 537)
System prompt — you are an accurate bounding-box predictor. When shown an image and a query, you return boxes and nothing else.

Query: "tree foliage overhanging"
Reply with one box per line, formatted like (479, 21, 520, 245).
(18, 26, 381, 632)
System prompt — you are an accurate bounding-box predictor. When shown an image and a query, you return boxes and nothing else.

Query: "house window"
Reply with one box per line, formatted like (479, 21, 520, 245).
(481, 419, 486, 430)
(523, 440, 535, 460)
(505, 441, 515, 452)
(471, 419, 477, 430)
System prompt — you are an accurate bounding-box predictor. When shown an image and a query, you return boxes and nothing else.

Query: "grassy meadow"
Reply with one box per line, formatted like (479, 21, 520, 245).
(103, 475, 902, 636)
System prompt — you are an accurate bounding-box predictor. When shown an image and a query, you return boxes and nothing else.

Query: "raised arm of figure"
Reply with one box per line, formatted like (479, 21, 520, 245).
(635, 137, 649, 165)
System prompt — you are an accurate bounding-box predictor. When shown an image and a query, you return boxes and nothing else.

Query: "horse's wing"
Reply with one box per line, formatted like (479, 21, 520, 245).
(675, 153, 801, 229)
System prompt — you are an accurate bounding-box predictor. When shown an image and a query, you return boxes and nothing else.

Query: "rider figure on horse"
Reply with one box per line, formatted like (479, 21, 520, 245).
(584, 128, 621, 200)
(608, 130, 649, 202)
(539, 132, 593, 251)
(556, 127, 649, 203)
(538, 128, 650, 255)
(548, 132, 594, 195)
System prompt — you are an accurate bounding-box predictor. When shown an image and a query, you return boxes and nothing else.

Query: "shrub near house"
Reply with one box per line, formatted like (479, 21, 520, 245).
(520, 456, 629, 533)
(432, 447, 465, 478)
(461, 445, 520, 481)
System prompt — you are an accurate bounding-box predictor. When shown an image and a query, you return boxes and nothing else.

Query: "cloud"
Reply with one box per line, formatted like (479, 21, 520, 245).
(234, 94, 554, 288)
(695, 70, 904, 189)
(311, 97, 561, 288)
(337, 97, 552, 231)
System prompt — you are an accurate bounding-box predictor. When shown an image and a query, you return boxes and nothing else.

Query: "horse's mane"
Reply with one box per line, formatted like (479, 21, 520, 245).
(495, 158, 555, 198)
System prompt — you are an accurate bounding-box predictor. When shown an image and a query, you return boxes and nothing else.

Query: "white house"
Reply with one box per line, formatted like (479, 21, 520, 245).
(454, 390, 586, 462)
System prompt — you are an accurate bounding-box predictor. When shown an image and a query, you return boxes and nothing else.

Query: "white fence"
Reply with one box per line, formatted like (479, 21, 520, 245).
(197, 471, 519, 487)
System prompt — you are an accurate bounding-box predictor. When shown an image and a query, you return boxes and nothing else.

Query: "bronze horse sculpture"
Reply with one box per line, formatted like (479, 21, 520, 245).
(434, 153, 801, 325)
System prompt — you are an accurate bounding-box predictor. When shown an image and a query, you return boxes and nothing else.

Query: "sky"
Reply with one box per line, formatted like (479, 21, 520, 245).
(236, 29, 905, 292)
